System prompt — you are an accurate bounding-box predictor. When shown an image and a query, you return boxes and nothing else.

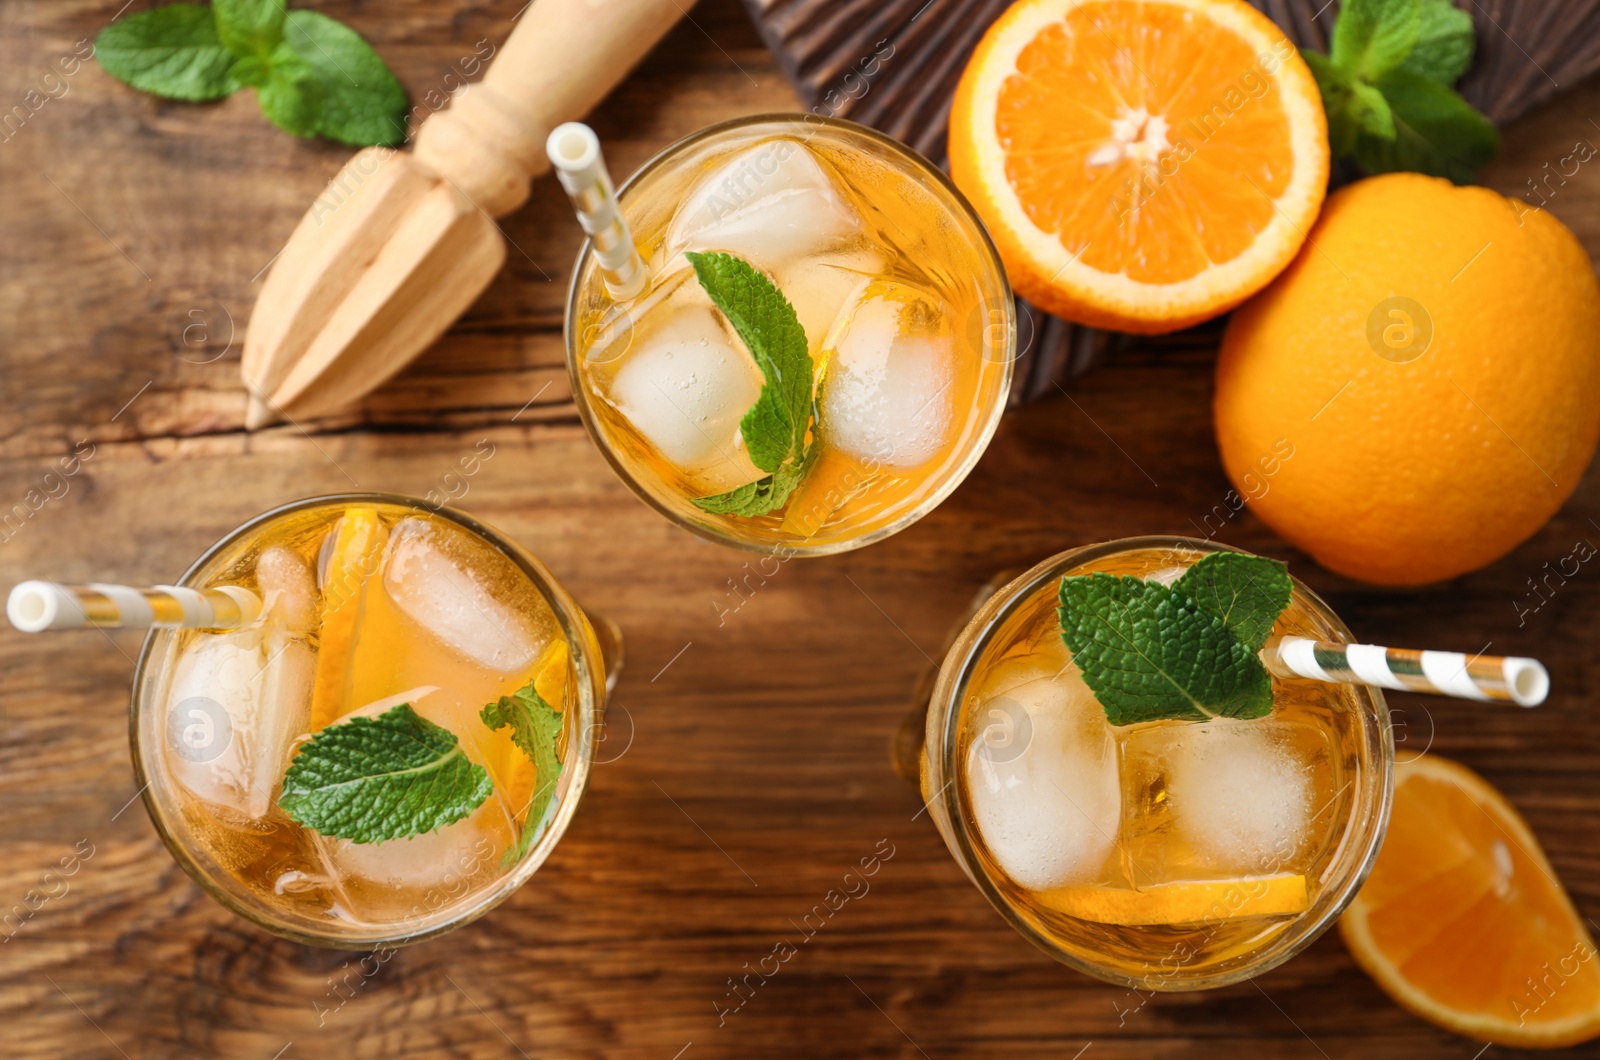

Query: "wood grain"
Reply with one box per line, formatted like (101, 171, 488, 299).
(2, 1, 1600, 1057)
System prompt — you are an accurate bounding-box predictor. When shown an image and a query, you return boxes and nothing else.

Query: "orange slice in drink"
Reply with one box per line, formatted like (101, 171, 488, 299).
(533, 636, 570, 710)
(1341, 755, 1600, 1048)
(949, 0, 1329, 333)
(1040, 873, 1308, 926)
(308, 508, 388, 730)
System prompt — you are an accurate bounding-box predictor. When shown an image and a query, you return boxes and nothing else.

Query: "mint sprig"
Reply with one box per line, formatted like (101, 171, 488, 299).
(1058, 553, 1293, 725)
(683, 251, 816, 518)
(480, 680, 564, 865)
(278, 703, 492, 843)
(96, 1, 407, 147)
(1306, 0, 1496, 182)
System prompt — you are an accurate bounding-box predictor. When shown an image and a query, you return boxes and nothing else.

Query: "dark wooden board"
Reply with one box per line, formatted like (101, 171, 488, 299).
(3, 0, 1600, 1056)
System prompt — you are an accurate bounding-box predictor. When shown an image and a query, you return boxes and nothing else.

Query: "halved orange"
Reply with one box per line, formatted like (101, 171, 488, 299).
(949, 0, 1329, 333)
(1341, 755, 1600, 1048)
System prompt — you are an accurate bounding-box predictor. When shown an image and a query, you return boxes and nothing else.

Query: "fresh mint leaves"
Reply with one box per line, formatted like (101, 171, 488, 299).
(480, 680, 565, 864)
(683, 251, 816, 518)
(96, 1, 406, 147)
(276, 683, 566, 857)
(1058, 553, 1293, 725)
(1306, 0, 1495, 182)
(1172, 551, 1292, 653)
(278, 703, 492, 843)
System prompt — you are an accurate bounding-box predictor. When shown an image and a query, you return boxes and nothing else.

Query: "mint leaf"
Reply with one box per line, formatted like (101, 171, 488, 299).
(1401, 0, 1474, 84)
(214, 0, 285, 59)
(1351, 80, 1396, 140)
(1309, 0, 1494, 180)
(683, 251, 817, 518)
(692, 445, 814, 517)
(684, 251, 812, 472)
(1057, 574, 1273, 725)
(1330, 0, 1421, 81)
(1306, 51, 1396, 149)
(1303, 50, 1362, 156)
(282, 11, 408, 147)
(1354, 68, 1498, 182)
(1172, 553, 1292, 653)
(95, 5, 238, 102)
(256, 45, 321, 138)
(228, 53, 270, 87)
(481, 681, 564, 864)
(278, 703, 492, 843)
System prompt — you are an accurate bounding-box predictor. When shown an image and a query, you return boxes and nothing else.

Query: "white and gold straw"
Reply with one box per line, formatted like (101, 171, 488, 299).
(6, 581, 262, 633)
(1262, 636, 1549, 707)
(546, 121, 649, 300)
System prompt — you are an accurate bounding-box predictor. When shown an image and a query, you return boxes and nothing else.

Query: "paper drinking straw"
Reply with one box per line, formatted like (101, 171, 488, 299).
(6, 581, 262, 633)
(1261, 636, 1549, 707)
(546, 122, 649, 300)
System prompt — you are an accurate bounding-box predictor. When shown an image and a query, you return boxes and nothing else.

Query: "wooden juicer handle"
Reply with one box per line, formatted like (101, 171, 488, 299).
(414, 0, 692, 217)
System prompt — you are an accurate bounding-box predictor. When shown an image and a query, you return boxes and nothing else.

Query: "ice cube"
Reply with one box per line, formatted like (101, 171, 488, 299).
(257, 545, 318, 633)
(819, 280, 957, 468)
(603, 301, 767, 493)
(381, 517, 551, 675)
(582, 265, 693, 367)
(774, 251, 878, 358)
(325, 799, 511, 894)
(165, 626, 314, 819)
(664, 138, 869, 267)
(1144, 566, 1187, 587)
(251, 631, 315, 817)
(1120, 719, 1330, 881)
(966, 659, 1121, 891)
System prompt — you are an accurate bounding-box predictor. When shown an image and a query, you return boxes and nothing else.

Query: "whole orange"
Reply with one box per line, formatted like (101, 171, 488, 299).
(1215, 173, 1600, 585)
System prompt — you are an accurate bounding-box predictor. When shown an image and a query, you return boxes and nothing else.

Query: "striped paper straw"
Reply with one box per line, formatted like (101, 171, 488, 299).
(6, 581, 262, 633)
(1262, 636, 1549, 707)
(546, 122, 649, 300)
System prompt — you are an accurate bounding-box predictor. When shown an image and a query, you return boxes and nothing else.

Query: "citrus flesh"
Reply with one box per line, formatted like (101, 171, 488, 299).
(1341, 755, 1600, 1048)
(1216, 174, 1600, 585)
(949, 0, 1328, 332)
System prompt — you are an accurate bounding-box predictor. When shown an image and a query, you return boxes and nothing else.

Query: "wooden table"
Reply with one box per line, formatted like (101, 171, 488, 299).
(3, 1, 1599, 1056)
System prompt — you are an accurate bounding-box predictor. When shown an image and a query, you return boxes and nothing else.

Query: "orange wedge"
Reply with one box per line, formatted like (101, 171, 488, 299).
(1341, 755, 1600, 1048)
(308, 508, 389, 730)
(1040, 873, 1308, 926)
(949, 0, 1329, 333)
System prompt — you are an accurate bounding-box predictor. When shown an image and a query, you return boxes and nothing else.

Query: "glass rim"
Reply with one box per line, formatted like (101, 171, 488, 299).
(927, 536, 1396, 990)
(128, 491, 603, 950)
(563, 111, 1018, 557)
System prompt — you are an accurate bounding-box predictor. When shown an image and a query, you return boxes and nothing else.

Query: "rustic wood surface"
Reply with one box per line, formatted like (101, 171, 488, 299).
(3, 1, 1600, 1056)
